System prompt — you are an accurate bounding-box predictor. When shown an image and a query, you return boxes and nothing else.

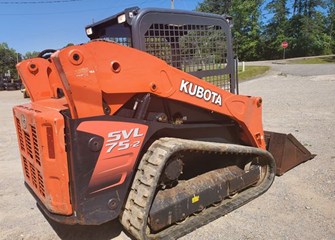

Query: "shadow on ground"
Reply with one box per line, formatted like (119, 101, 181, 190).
(38, 204, 134, 240)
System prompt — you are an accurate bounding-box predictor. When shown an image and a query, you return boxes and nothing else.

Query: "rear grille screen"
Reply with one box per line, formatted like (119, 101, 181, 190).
(23, 156, 30, 180)
(31, 126, 41, 166)
(16, 117, 25, 151)
(17, 121, 46, 199)
(24, 131, 33, 159)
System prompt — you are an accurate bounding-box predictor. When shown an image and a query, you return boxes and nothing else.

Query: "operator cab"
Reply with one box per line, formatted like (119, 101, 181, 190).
(85, 7, 237, 93)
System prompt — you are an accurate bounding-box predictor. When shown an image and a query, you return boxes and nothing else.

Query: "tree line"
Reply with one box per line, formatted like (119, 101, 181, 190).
(0, 43, 74, 79)
(0, 43, 39, 79)
(1, 0, 334, 79)
(197, 0, 335, 60)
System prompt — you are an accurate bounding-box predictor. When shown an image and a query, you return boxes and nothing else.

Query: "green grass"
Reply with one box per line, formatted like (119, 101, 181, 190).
(183, 64, 270, 83)
(238, 66, 270, 81)
(287, 56, 335, 64)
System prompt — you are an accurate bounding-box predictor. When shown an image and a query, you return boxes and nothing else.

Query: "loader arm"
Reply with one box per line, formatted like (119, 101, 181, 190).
(17, 41, 265, 149)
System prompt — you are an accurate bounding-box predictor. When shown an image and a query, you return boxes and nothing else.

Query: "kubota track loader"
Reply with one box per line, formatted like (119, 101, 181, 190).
(13, 7, 314, 240)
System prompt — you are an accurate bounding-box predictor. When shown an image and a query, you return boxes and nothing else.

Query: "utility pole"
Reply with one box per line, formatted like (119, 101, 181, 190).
(171, 0, 174, 9)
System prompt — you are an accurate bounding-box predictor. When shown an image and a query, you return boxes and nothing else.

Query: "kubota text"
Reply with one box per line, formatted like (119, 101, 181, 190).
(179, 79, 222, 106)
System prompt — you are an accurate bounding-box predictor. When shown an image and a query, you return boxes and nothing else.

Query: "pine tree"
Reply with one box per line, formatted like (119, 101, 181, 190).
(196, 0, 264, 60)
(196, 0, 333, 58)
(325, 0, 335, 53)
(0, 43, 19, 79)
(287, 0, 328, 56)
(263, 0, 289, 59)
(196, 0, 232, 14)
(232, 0, 264, 60)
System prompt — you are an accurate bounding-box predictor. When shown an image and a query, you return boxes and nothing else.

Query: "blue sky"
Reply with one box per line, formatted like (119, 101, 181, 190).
(0, 0, 199, 54)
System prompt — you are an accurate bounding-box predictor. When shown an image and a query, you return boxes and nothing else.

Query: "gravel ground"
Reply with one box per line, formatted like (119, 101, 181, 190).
(0, 64, 334, 240)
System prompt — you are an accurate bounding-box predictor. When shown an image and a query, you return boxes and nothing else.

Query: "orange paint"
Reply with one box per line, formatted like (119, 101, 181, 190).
(13, 99, 72, 215)
(47, 41, 265, 148)
(14, 41, 267, 215)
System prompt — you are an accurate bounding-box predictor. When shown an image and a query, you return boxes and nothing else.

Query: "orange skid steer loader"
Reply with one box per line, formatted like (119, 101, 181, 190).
(13, 7, 314, 240)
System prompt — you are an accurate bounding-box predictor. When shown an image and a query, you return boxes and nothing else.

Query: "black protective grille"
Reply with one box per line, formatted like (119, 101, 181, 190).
(144, 24, 230, 90)
(103, 37, 132, 47)
(203, 74, 230, 90)
(86, 8, 236, 92)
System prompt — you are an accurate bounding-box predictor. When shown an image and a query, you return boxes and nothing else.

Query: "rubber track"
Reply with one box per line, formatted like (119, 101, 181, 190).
(120, 138, 276, 240)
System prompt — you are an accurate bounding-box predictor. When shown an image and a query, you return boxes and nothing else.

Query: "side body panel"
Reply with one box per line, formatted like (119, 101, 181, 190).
(63, 118, 148, 224)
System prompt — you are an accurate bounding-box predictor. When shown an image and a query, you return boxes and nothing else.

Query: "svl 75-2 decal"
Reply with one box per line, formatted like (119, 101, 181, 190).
(77, 121, 148, 193)
(106, 128, 144, 153)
